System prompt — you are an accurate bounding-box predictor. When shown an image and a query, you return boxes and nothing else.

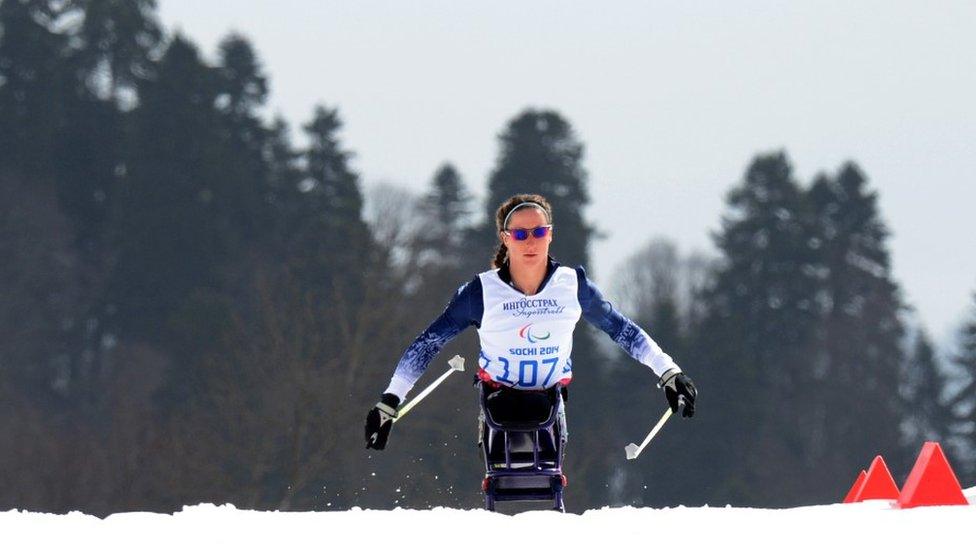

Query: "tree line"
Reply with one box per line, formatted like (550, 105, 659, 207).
(1, 0, 974, 514)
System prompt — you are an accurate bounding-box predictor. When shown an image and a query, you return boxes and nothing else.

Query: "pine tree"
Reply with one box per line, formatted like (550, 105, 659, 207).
(406, 163, 476, 313)
(695, 151, 821, 505)
(263, 116, 304, 257)
(477, 109, 593, 270)
(191, 106, 382, 511)
(416, 163, 473, 267)
(0, 0, 113, 402)
(807, 162, 906, 490)
(293, 105, 370, 297)
(58, 0, 160, 252)
(216, 33, 267, 120)
(213, 33, 272, 255)
(72, 0, 162, 103)
(0, 0, 72, 176)
(948, 291, 976, 482)
(109, 34, 224, 341)
(899, 329, 955, 459)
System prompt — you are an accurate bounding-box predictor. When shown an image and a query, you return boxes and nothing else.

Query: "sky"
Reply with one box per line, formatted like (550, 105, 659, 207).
(157, 1, 976, 347)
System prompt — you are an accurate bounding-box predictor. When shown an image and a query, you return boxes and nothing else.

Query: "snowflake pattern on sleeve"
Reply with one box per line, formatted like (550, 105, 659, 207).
(383, 277, 483, 399)
(613, 321, 650, 361)
(394, 322, 460, 382)
(576, 266, 680, 378)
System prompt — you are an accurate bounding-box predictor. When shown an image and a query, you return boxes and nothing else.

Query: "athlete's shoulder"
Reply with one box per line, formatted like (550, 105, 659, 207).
(569, 265, 600, 302)
(456, 274, 484, 298)
(444, 275, 484, 327)
(477, 267, 504, 287)
(550, 265, 580, 287)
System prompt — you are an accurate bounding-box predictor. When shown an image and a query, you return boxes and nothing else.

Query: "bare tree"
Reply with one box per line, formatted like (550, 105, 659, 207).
(609, 237, 714, 333)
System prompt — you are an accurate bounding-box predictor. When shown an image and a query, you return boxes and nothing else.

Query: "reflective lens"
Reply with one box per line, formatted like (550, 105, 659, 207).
(508, 225, 551, 241)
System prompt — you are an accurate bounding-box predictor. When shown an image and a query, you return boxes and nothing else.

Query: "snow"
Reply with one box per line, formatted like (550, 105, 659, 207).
(2, 490, 975, 549)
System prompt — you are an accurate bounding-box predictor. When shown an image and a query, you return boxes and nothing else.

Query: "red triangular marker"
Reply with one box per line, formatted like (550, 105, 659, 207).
(897, 441, 969, 508)
(852, 455, 900, 501)
(843, 470, 868, 503)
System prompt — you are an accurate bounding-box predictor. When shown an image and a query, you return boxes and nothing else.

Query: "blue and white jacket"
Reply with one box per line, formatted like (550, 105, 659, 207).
(384, 258, 679, 400)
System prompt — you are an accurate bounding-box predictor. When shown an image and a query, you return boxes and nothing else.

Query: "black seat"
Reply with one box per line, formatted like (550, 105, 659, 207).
(481, 385, 562, 467)
(479, 384, 567, 511)
(483, 386, 558, 430)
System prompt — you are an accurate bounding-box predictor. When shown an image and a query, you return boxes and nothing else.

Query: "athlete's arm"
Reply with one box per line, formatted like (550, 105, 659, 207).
(575, 266, 680, 378)
(383, 277, 484, 400)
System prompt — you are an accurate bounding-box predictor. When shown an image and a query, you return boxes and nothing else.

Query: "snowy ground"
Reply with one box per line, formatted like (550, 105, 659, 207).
(3, 488, 975, 549)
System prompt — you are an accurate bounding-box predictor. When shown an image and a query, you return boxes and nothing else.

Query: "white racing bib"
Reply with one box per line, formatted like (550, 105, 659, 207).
(477, 266, 582, 389)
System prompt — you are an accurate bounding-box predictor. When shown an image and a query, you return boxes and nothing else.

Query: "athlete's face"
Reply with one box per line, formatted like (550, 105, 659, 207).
(500, 207, 552, 269)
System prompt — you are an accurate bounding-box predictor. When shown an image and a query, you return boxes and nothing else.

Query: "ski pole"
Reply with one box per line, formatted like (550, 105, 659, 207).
(624, 407, 673, 460)
(393, 354, 465, 422)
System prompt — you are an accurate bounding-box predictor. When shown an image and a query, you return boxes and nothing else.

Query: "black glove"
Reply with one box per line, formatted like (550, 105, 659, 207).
(365, 393, 400, 450)
(660, 370, 697, 418)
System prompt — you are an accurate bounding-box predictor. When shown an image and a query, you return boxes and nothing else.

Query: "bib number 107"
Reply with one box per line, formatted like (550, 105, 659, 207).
(495, 356, 564, 387)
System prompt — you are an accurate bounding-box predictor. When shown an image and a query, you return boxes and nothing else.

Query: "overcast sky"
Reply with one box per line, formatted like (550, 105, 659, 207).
(158, 0, 975, 347)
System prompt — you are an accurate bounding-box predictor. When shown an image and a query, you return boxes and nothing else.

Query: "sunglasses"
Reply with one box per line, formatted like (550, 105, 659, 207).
(505, 225, 552, 241)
